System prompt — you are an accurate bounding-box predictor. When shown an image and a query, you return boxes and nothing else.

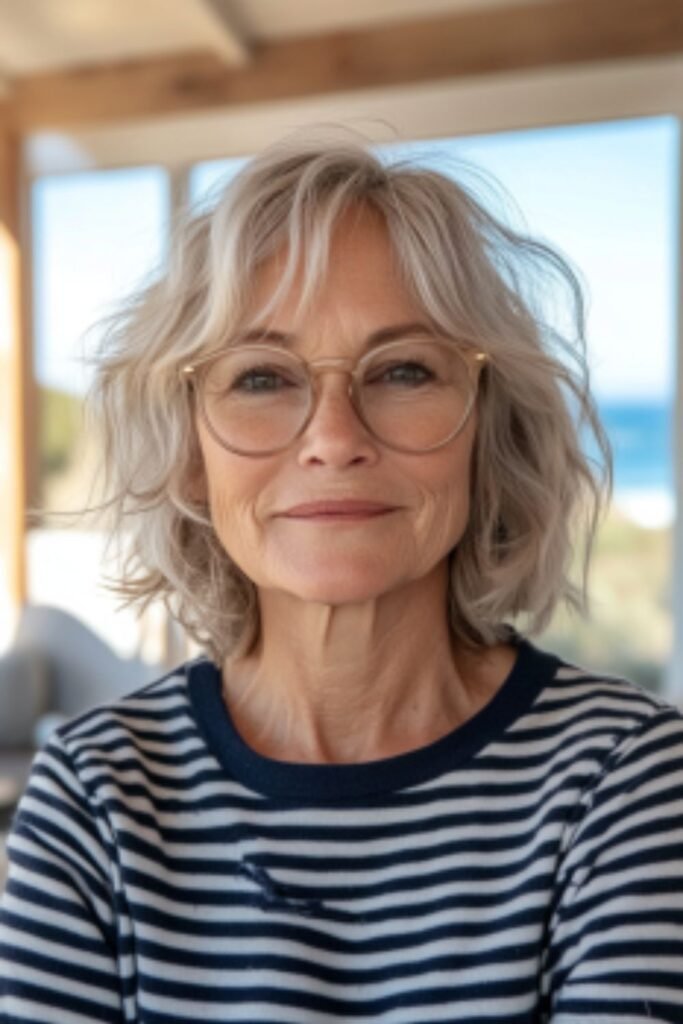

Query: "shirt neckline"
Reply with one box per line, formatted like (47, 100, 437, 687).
(186, 637, 560, 803)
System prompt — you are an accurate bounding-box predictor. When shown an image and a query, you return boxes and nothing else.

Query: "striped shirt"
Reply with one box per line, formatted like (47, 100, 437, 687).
(2, 638, 683, 1023)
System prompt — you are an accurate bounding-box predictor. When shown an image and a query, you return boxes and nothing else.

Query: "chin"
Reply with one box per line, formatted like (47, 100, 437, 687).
(269, 569, 397, 606)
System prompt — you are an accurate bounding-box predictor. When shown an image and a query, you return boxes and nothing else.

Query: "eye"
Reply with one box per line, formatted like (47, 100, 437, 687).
(235, 370, 282, 392)
(231, 365, 300, 393)
(368, 360, 435, 387)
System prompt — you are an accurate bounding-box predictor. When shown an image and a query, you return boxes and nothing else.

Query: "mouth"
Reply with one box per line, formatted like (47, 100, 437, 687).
(282, 501, 396, 518)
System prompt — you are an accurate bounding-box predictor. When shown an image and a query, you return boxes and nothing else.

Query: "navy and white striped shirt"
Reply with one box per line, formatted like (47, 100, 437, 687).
(2, 638, 683, 1022)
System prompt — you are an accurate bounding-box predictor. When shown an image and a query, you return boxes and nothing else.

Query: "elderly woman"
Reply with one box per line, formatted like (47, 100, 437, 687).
(2, 131, 683, 1024)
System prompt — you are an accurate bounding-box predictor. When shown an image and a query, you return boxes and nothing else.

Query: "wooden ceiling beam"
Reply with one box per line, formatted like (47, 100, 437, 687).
(5, 0, 683, 131)
(193, 0, 252, 67)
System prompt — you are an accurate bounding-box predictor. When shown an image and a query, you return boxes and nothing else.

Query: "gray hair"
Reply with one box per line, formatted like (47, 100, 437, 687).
(88, 128, 612, 663)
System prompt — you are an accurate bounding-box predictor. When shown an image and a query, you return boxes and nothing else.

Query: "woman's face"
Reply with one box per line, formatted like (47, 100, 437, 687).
(195, 207, 478, 607)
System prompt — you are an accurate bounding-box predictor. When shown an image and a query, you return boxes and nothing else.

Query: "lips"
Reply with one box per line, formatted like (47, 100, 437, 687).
(282, 501, 395, 517)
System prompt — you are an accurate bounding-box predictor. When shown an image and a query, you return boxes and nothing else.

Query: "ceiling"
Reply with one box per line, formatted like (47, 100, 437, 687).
(2, 0, 681, 173)
(0, 0, 545, 77)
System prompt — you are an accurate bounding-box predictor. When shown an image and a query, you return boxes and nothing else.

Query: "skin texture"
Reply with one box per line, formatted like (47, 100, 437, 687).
(195, 206, 516, 764)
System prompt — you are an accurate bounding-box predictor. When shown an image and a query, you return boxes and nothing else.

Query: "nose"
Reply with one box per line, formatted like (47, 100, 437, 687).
(296, 372, 379, 467)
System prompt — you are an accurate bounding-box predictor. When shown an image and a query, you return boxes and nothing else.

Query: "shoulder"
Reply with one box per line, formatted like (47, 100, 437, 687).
(505, 642, 683, 795)
(524, 645, 683, 808)
(532, 665, 683, 1013)
(42, 659, 212, 788)
(8, 661, 216, 874)
(55, 662, 193, 736)
(526, 643, 682, 734)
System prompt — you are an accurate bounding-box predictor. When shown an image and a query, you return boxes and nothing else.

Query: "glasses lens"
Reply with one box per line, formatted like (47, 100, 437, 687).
(202, 347, 310, 452)
(358, 340, 474, 450)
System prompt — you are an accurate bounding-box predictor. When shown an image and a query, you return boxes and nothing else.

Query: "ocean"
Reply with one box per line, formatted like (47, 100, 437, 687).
(594, 399, 675, 528)
(599, 400, 673, 491)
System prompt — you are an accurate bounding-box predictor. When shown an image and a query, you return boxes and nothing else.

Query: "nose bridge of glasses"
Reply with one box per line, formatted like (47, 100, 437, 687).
(306, 355, 356, 378)
(301, 356, 369, 438)
(305, 356, 358, 412)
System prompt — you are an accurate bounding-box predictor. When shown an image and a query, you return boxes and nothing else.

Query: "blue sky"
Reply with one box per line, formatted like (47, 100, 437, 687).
(34, 115, 679, 403)
(33, 166, 169, 398)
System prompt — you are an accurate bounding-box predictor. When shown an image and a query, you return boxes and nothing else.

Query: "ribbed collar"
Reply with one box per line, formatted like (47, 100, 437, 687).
(187, 637, 560, 804)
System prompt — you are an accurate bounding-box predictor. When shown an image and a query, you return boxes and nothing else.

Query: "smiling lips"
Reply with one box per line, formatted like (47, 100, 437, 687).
(282, 501, 396, 518)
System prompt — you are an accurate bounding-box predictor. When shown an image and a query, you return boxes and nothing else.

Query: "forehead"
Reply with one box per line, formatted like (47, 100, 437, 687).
(242, 206, 426, 339)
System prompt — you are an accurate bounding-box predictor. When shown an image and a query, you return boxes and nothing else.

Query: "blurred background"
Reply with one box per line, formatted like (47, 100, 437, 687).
(0, 0, 682, 808)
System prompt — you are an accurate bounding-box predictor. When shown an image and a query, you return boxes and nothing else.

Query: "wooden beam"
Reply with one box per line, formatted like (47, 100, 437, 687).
(0, 114, 28, 611)
(195, 0, 252, 67)
(7, 0, 683, 131)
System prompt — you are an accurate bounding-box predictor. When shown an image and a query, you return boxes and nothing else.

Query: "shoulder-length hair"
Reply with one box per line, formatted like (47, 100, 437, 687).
(88, 128, 612, 664)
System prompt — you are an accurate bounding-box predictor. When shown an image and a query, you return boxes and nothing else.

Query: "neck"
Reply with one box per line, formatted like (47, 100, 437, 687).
(222, 564, 515, 764)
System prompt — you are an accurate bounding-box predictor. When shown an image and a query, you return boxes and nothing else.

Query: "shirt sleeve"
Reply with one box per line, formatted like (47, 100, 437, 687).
(543, 706, 683, 1023)
(0, 733, 126, 1023)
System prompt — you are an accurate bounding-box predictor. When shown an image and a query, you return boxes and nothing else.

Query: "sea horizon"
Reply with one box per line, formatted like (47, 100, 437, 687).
(595, 397, 675, 529)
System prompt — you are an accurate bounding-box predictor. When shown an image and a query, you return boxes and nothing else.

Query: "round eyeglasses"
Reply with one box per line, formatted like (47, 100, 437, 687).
(181, 336, 488, 456)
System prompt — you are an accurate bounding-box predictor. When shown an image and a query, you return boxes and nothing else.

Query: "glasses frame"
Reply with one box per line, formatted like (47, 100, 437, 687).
(181, 337, 489, 456)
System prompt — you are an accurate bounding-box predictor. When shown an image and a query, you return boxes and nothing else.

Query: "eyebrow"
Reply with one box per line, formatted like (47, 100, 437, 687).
(235, 321, 437, 350)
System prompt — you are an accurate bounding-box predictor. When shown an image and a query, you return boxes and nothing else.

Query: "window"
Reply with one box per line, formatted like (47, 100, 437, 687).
(30, 167, 169, 658)
(189, 157, 248, 209)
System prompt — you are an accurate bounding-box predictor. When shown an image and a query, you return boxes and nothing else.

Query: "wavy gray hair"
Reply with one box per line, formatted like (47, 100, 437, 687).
(89, 129, 612, 664)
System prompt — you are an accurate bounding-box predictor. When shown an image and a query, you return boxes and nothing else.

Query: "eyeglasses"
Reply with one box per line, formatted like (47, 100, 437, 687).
(181, 336, 488, 456)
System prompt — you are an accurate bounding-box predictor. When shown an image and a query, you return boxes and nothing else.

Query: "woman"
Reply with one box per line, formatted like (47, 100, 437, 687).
(2, 130, 683, 1023)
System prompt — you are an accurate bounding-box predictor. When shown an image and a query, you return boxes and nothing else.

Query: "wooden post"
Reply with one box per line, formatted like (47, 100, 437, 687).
(0, 109, 28, 630)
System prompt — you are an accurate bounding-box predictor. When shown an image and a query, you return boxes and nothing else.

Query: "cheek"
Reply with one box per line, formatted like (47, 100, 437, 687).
(205, 483, 260, 581)
(194, 420, 278, 580)
(200, 451, 272, 564)
(207, 472, 252, 535)
(436, 482, 471, 549)
(417, 447, 474, 553)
